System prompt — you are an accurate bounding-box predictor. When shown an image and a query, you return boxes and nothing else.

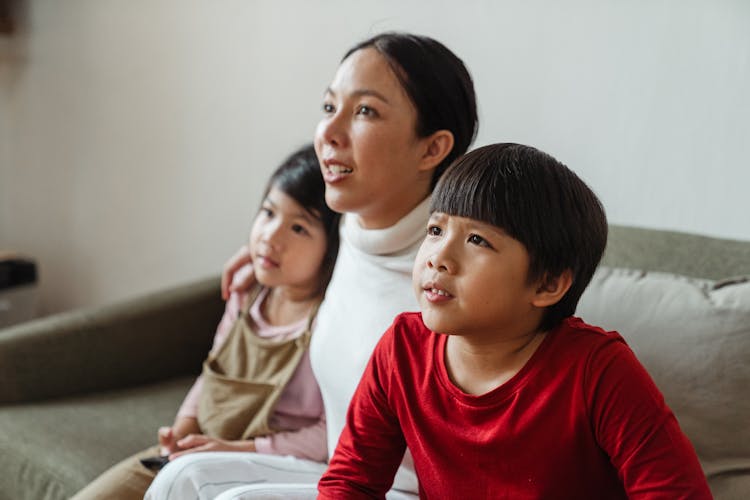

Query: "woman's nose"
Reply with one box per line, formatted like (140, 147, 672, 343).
(317, 111, 347, 148)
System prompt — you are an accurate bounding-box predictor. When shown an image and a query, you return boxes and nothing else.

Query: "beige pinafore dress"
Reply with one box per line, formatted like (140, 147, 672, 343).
(197, 286, 319, 440)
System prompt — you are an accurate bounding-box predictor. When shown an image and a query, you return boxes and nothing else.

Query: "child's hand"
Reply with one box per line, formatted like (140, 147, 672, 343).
(221, 245, 255, 300)
(157, 426, 181, 456)
(168, 434, 257, 460)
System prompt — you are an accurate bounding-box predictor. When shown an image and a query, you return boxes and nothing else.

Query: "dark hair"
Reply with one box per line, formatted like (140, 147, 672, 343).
(344, 32, 478, 189)
(262, 144, 341, 295)
(431, 143, 608, 331)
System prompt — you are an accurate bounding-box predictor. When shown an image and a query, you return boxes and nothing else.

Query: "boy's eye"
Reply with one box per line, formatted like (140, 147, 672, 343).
(356, 105, 377, 117)
(427, 225, 442, 236)
(468, 234, 491, 248)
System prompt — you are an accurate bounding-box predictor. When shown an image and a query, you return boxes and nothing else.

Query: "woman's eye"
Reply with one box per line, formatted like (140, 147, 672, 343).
(292, 224, 310, 236)
(322, 102, 335, 114)
(468, 234, 490, 247)
(356, 105, 377, 117)
(427, 226, 442, 236)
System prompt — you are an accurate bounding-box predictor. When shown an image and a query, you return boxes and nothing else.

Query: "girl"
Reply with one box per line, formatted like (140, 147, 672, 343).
(146, 32, 478, 500)
(73, 144, 340, 500)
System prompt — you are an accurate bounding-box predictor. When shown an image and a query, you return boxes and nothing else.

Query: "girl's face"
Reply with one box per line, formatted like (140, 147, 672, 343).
(315, 48, 434, 229)
(249, 186, 328, 298)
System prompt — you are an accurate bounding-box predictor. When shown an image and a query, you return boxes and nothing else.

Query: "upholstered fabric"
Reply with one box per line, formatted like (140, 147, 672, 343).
(604, 225, 750, 280)
(0, 377, 191, 500)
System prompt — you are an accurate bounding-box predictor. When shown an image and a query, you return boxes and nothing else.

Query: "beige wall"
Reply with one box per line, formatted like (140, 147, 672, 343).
(1, 0, 749, 315)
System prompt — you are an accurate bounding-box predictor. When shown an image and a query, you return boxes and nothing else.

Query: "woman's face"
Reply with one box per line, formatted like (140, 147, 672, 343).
(314, 48, 434, 229)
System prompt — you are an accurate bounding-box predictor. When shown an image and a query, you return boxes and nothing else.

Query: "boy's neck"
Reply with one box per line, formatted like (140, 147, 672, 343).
(444, 326, 546, 396)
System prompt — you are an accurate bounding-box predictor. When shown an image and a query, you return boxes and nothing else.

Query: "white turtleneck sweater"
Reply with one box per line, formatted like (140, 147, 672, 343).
(310, 197, 429, 493)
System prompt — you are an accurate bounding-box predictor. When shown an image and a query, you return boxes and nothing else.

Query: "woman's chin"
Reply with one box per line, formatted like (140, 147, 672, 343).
(324, 188, 357, 215)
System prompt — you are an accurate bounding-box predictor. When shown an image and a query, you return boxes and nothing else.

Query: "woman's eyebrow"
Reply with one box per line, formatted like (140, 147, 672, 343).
(324, 87, 390, 104)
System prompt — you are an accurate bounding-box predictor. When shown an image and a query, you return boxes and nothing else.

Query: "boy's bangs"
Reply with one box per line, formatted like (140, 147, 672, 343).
(430, 155, 512, 232)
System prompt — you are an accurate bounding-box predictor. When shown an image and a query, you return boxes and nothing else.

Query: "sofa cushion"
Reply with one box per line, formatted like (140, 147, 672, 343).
(0, 376, 193, 500)
(577, 266, 750, 498)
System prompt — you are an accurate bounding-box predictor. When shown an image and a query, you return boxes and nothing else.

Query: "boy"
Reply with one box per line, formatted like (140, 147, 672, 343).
(318, 143, 712, 499)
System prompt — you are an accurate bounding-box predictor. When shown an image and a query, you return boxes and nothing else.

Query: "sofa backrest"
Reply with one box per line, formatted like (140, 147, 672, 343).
(603, 224, 750, 280)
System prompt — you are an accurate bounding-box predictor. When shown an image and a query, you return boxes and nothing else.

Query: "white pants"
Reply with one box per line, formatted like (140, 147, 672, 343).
(144, 452, 418, 500)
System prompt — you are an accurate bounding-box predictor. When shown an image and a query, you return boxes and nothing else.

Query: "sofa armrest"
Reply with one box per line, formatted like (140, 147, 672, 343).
(0, 276, 224, 404)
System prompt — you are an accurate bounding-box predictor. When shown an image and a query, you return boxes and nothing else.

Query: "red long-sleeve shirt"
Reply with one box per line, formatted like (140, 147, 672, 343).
(319, 313, 712, 499)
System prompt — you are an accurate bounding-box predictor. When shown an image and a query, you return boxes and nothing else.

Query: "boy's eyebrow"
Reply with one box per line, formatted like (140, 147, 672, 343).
(475, 221, 512, 239)
(324, 87, 390, 105)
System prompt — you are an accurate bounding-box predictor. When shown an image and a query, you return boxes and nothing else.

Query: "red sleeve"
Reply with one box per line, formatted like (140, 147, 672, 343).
(318, 324, 407, 499)
(587, 339, 713, 499)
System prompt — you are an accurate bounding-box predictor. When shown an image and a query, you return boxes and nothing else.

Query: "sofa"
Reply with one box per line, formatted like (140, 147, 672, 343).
(0, 224, 748, 499)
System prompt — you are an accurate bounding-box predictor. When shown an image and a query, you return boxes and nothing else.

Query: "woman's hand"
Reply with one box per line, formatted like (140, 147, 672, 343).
(167, 434, 257, 460)
(221, 244, 255, 300)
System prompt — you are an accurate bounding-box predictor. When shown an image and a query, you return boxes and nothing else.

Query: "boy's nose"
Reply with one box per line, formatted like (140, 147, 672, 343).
(426, 245, 456, 274)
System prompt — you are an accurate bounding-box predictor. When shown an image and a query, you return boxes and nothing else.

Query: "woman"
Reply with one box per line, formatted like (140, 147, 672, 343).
(145, 31, 478, 500)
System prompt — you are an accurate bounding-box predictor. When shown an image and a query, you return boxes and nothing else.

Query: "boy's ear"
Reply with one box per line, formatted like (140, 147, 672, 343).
(531, 270, 573, 308)
(417, 130, 454, 172)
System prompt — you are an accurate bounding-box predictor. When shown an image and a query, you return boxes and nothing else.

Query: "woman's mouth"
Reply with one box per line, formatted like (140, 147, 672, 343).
(322, 159, 353, 183)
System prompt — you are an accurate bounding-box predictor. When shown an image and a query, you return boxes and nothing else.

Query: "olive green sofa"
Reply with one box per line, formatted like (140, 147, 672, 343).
(0, 225, 748, 499)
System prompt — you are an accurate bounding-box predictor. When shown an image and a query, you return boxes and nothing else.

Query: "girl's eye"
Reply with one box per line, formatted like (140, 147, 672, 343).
(468, 234, 491, 248)
(356, 105, 377, 117)
(427, 225, 442, 236)
(261, 207, 274, 218)
(292, 224, 310, 236)
(322, 102, 335, 114)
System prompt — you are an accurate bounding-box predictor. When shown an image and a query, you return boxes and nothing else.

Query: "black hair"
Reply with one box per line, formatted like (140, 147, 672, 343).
(262, 144, 341, 295)
(431, 143, 608, 332)
(344, 32, 478, 189)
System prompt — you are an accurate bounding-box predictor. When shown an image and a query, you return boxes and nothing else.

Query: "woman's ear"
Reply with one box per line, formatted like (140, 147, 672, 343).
(418, 130, 454, 172)
(531, 270, 573, 308)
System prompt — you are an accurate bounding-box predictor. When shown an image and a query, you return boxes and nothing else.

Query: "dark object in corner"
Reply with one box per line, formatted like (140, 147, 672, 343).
(0, 0, 21, 35)
(0, 257, 37, 290)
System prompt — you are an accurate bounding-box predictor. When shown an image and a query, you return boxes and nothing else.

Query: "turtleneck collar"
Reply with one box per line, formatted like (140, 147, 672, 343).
(341, 196, 431, 256)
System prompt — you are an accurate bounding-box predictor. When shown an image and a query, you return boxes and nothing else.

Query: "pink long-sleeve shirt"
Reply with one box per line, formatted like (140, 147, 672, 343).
(178, 268, 327, 462)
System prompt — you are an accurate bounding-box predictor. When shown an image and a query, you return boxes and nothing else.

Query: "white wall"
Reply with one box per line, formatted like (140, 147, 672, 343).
(1, 0, 748, 315)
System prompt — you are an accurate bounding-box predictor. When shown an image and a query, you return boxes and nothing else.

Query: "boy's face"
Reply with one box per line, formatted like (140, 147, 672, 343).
(413, 212, 543, 340)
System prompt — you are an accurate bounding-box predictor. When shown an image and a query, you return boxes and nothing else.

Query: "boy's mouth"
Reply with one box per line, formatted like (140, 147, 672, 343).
(422, 282, 454, 302)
